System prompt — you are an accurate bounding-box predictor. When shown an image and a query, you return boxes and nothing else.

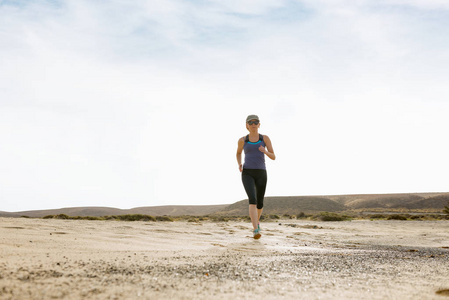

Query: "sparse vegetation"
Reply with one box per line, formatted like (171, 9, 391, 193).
(41, 214, 157, 222)
(35, 209, 449, 222)
(283, 214, 295, 219)
(114, 214, 156, 221)
(56, 214, 70, 219)
(367, 213, 449, 221)
(313, 212, 351, 221)
(6, 192, 449, 220)
(387, 214, 408, 220)
(156, 216, 173, 222)
(443, 202, 449, 215)
(369, 214, 387, 219)
(296, 212, 306, 219)
(70, 216, 103, 221)
(206, 215, 251, 222)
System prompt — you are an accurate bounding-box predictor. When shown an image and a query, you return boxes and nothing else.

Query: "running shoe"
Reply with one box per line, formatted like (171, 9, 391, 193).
(253, 228, 261, 239)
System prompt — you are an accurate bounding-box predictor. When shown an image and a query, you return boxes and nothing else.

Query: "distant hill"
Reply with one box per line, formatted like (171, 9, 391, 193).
(1, 192, 448, 218)
(218, 196, 346, 216)
(0, 205, 228, 218)
(326, 192, 449, 210)
(217, 193, 449, 216)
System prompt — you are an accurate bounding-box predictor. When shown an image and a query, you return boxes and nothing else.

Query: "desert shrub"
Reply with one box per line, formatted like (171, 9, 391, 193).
(55, 214, 70, 219)
(296, 212, 306, 219)
(387, 214, 408, 220)
(209, 216, 230, 222)
(442, 202, 449, 213)
(369, 214, 387, 219)
(268, 214, 280, 220)
(20, 215, 30, 218)
(283, 214, 294, 219)
(208, 216, 218, 222)
(428, 214, 445, 220)
(83, 216, 103, 220)
(141, 215, 156, 222)
(41, 214, 159, 221)
(115, 214, 156, 221)
(114, 215, 129, 221)
(71, 216, 101, 220)
(315, 212, 350, 221)
(156, 216, 173, 222)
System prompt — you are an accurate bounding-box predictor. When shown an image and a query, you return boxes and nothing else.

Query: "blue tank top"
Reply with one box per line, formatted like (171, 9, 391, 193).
(243, 134, 266, 170)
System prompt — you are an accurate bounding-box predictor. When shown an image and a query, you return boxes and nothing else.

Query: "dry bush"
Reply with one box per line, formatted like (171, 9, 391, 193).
(443, 202, 449, 215)
(314, 212, 350, 221)
(387, 214, 408, 220)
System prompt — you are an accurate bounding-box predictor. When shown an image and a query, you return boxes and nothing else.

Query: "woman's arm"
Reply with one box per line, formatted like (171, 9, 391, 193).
(260, 135, 276, 160)
(236, 137, 244, 172)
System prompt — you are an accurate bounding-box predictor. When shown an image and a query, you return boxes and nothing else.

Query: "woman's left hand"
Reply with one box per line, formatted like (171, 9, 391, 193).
(259, 145, 266, 153)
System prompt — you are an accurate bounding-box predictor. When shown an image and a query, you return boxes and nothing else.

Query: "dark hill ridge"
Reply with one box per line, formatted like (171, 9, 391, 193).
(1, 192, 448, 218)
(216, 193, 449, 216)
(0, 205, 229, 218)
(219, 196, 346, 216)
(326, 192, 449, 210)
(403, 194, 449, 210)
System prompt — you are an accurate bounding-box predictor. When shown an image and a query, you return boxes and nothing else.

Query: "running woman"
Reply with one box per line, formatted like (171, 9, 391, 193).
(236, 115, 276, 239)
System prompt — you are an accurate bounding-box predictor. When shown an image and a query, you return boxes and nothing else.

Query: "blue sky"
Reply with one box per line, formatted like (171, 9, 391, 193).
(1, 0, 449, 211)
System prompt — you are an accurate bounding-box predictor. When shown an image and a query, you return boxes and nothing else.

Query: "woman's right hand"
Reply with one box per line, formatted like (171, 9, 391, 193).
(239, 164, 243, 172)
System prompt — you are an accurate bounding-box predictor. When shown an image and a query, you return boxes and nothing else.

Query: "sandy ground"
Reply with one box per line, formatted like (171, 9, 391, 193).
(1, 217, 449, 300)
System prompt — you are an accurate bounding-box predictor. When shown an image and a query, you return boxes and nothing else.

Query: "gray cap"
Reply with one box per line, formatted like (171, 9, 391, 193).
(246, 114, 259, 122)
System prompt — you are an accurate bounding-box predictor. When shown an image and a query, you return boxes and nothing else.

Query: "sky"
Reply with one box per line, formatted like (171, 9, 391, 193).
(1, 0, 449, 212)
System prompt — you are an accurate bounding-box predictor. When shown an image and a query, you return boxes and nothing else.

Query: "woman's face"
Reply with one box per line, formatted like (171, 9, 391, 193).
(246, 119, 260, 131)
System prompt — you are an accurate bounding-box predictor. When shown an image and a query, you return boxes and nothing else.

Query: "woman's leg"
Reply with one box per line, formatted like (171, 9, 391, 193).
(242, 171, 259, 230)
(255, 170, 267, 223)
(249, 204, 259, 230)
(257, 208, 263, 222)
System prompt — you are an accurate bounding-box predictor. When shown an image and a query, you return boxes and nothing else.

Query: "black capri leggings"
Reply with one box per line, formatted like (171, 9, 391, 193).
(241, 169, 267, 209)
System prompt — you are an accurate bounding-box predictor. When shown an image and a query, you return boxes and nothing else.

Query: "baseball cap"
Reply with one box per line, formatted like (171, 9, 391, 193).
(246, 115, 260, 122)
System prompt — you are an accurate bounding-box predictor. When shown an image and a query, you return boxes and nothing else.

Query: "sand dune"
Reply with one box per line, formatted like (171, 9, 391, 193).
(0, 217, 448, 299)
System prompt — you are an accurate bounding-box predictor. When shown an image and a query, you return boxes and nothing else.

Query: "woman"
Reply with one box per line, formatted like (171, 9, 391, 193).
(236, 115, 276, 239)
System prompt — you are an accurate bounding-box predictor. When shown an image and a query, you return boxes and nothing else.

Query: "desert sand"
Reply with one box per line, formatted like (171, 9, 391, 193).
(1, 217, 448, 299)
